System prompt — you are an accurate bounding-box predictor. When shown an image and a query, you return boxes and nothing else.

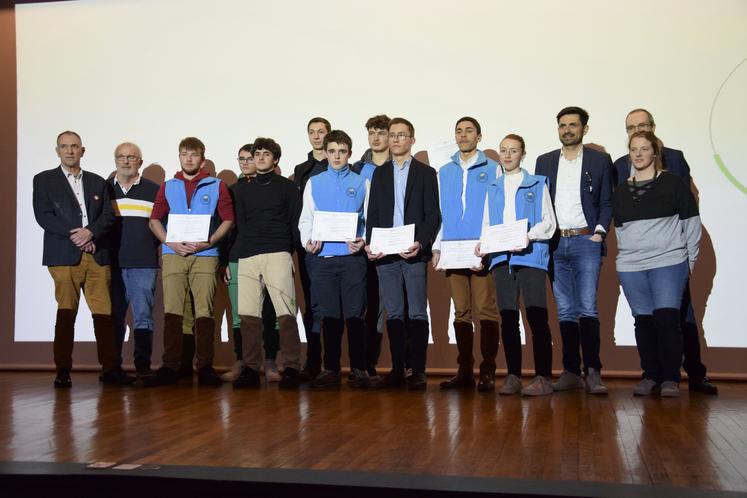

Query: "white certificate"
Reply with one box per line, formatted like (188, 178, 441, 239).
(480, 218, 528, 254)
(369, 224, 415, 255)
(165, 214, 211, 242)
(311, 211, 358, 242)
(437, 240, 482, 270)
(427, 140, 458, 171)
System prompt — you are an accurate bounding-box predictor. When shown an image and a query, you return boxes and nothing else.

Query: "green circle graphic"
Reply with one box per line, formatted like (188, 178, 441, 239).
(709, 57, 747, 195)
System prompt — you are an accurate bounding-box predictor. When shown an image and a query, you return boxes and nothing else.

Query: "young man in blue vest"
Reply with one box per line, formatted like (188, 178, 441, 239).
(145, 137, 234, 387)
(299, 130, 370, 388)
(432, 117, 501, 391)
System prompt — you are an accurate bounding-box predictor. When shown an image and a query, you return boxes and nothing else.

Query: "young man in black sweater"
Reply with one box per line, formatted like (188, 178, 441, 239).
(232, 138, 303, 389)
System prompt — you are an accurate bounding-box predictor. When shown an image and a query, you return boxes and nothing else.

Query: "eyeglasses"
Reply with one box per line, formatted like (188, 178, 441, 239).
(237, 157, 253, 163)
(388, 133, 411, 141)
(115, 155, 140, 162)
(625, 123, 653, 132)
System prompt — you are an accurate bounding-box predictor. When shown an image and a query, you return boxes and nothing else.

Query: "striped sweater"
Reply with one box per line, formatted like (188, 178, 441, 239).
(613, 171, 700, 272)
(108, 176, 160, 268)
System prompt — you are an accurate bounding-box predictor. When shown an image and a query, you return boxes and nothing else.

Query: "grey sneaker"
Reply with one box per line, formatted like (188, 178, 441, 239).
(220, 360, 244, 382)
(552, 370, 584, 391)
(264, 359, 281, 383)
(347, 368, 371, 389)
(498, 374, 522, 395)
(585, 368, 608, 395)
(633, 378, 659, 396)
(521, 376, 553, 396)
(660, 381, 680, 397)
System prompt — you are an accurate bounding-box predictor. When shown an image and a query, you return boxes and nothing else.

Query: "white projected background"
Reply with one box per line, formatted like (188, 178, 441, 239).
(15, 0, 747, 346)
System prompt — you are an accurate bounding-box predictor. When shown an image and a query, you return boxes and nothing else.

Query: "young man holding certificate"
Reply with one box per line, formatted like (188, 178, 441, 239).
(365, 118, 440, 390)
(479, 134, 557, 396)
(299, 130, 370, 388)
(146, 137, 234, 387)
(431, 117, 501, 392)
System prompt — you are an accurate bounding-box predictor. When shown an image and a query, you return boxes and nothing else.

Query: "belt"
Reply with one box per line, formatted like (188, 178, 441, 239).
(559, 227, 593, 237)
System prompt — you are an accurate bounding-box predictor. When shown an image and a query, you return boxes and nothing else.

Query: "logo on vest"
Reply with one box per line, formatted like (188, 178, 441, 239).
(477, 172, 488, 183)
(201, 194, 210, 205)
(524, 191, 536, 202)
(346, 187, 357, 197)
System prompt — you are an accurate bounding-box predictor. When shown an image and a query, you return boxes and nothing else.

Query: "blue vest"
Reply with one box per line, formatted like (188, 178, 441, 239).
(162, 176, 222, 257)
(358, 162, 376, 183)
(310, 166, 367, 257)
(487, 170, 550, 271)
(439, 150, 497, 241)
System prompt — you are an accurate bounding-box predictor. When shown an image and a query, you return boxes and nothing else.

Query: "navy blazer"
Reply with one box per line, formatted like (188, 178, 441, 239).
(612, 146, 691, 186)
(32, 166, 115, 266)
(365, 157, 440, 263)
(535, 145, 614, 233)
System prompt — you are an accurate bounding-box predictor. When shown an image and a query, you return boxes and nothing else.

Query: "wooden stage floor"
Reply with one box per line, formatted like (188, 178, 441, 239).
(0, 371, 745, 496)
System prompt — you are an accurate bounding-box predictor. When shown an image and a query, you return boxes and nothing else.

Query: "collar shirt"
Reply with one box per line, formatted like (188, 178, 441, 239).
(392, 157, 411, 227)
(554, 147, 588, 230)
(458, 152, 479, 208)
(114, 174, 142, 196)
(61, 165, 88, 227)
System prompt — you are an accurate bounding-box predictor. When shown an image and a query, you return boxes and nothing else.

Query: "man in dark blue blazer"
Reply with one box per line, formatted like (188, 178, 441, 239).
(535, 107, 613, 395)
(365, 117, 440, 390)
(32, 131, 134, 388)
(613, 108, 717, 395)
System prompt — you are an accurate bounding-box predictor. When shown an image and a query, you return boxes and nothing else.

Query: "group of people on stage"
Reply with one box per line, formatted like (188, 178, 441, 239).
(32, 106, 718, 398)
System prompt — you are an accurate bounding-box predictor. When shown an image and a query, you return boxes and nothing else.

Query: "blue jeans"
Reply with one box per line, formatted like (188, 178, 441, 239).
(618, 261, 689, 383)
(111, 266, 158, 367)
(376, 259, 428, 321)
(618, 261, 690, 316)
(552, 235, 603, 321)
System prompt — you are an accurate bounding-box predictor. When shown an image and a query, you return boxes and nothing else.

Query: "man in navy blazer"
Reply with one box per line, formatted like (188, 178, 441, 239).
(612, 108, 717, 395)
(535, 107, 613, 395)
(365, 117, 440, 390)
(32, 130, 134, 388)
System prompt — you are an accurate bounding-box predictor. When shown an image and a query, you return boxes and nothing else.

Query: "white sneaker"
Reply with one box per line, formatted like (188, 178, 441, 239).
(585, 368, 608, 395)
(498, 374, 522, 395)
(633, 378, 659, 396)
(660, 381, 680, 397)
(552, 370, 584, 391)
(220, 360, 244, 382)
(521, 376, 553, 396)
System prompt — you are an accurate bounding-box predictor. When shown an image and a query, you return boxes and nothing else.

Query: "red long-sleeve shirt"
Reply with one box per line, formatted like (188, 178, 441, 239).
(150, 170, 234, 222)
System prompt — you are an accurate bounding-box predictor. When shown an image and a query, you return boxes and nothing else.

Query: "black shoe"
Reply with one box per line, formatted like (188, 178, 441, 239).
(178, 364, 195, 379)
(136, 368, 154, 379)
(197, 366, 223, 387)
(142, 366, 180, 387)
(372, 370, 406, 389)
(311, 370, 341, 389)
(477, 373, 496, 392)
(54, 369, 72, 389)
(233, 367, 261, 389)
(439, 373, 475, 390)
(299, 364, 321, 382)
(406, 372, 427, 391)
(347, 369, 371, 389)
(279, 367, 300, 389)
(689, 377, 718, 395)
(101, 367, 137, 386)
(366, 367, 378, 377)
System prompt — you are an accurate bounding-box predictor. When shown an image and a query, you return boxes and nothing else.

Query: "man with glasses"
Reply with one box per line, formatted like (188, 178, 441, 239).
(612, 108, 717, 395)
(535, 107, 613, 395)
(109, 142, 160, 377)
(33, 131, 135, 387)
(293, 117, 331, 381)
(365, 117, 440, 390)
(352, 114, 391, 378)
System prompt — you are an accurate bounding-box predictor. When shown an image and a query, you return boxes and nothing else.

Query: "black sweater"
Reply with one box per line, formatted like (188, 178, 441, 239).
(232, 172, 302, 258)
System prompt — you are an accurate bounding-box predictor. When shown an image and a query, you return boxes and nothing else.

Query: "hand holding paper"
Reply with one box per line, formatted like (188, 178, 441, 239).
(479, 219, 528, 254)
(369, 224, 415, 255)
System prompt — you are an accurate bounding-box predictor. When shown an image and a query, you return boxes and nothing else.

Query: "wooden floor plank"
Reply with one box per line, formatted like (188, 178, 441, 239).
(0, 372, 746, 493)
